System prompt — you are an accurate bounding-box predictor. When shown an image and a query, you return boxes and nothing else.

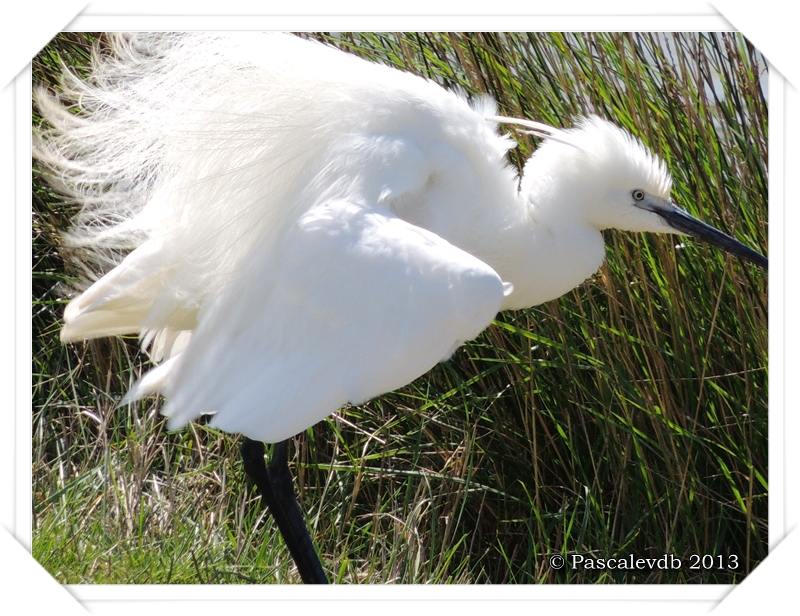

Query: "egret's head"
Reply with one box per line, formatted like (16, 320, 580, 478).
(490, 115, 767, 270)
(513, 116, 675, 233)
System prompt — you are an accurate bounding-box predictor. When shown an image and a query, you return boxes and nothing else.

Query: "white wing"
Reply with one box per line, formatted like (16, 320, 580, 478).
(158, 200, 506, 442)
(47, 32, 520, 443)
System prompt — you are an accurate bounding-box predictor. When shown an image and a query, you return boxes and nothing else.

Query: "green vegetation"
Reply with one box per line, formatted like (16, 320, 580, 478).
(32, 32, 767, 584)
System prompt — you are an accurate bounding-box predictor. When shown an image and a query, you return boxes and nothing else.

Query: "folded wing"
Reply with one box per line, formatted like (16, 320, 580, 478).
(156, 200, 507, 442)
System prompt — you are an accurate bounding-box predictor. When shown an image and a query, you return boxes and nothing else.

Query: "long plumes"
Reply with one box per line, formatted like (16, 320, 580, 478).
(34, 34, 363, 352)
(35, 34, 301, 285)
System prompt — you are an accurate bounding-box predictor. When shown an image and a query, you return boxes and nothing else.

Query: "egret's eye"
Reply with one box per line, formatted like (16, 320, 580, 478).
(632, 189, 646, 201)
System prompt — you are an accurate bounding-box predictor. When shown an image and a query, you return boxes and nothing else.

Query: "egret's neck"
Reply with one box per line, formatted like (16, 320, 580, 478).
(485, 205, 607, 311)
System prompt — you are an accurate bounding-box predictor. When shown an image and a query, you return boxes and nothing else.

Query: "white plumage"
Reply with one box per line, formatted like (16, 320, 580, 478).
(36, 32, 760, 444)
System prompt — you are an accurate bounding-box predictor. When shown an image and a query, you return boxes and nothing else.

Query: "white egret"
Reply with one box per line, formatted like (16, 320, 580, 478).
(35, 32, 767, 584)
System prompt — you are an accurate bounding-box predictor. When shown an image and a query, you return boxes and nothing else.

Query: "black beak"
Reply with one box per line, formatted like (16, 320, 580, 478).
(636, 196, 768, 271)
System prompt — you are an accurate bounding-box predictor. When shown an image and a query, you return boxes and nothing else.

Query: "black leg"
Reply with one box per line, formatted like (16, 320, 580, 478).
(241, 437, 329, 584)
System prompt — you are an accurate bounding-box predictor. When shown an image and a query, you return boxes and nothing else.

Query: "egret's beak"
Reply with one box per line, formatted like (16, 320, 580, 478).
(636, 196, 768, 271)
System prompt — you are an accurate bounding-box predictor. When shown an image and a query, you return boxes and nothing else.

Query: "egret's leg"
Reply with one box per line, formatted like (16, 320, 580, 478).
(241, 437, 329, 584)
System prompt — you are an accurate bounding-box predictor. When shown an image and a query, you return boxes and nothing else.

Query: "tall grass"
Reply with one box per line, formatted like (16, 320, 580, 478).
(32, 32, 767, 584)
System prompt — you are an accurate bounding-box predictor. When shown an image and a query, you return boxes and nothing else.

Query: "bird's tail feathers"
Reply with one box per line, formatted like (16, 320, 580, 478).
(61, 241, 197, 365)
(120, 355, 182, 406)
